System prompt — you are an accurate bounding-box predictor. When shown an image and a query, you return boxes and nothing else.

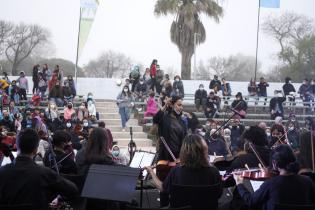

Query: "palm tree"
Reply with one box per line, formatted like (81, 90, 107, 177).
(154, 0, 223, 79)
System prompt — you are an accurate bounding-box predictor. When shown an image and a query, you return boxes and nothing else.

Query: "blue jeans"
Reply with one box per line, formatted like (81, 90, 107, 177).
(119, 107, 130, 128)
(50, 98, 64, 107)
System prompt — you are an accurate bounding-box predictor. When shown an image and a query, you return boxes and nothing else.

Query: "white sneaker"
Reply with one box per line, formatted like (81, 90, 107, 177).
(122, 128, 126, 132)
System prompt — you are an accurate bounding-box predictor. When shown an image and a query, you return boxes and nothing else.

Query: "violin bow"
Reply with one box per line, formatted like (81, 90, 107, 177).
(160, 137, 177, 162)
(248, 142, 267, 169)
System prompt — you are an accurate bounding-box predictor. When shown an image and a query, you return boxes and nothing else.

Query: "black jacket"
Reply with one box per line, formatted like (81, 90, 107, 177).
(0, 156, 78, 210)
(283, 83, 296, 96)
(194, 89, 207, 100)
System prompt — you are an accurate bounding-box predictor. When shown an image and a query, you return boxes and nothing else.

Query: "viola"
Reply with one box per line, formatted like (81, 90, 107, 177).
(156, 137, 180, 181)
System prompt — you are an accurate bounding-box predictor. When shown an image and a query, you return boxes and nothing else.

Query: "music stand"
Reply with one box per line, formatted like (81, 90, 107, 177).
(81, 164, 140, 203)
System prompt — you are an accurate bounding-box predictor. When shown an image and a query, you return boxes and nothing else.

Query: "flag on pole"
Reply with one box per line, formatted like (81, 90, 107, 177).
(260, 0, 280, 8)
(78, 0, 99, 58)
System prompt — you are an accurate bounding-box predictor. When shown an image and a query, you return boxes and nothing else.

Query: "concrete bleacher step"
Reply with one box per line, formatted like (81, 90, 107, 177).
(99, 113, 121, 119)
(112, 131, 147, 139)
(100, 118, 138, 126)
(95, 100, 152, 147)
(107, 125, 143, 132)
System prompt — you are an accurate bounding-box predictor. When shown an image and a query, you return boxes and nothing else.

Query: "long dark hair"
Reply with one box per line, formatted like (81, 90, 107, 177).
(180, 134, 210, 169)
(272, 144, 299, 174)
(85, 127, 112, 164)
(122, 85, 131, 97)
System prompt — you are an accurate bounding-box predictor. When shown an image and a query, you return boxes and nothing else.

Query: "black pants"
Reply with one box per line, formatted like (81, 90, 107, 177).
(33, 81, 38, 94)
(19, 88, 27, 100)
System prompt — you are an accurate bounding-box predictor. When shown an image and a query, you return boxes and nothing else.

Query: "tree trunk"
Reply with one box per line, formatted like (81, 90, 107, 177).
(181, 51, 193, 80)
(11, 61, 18, 76)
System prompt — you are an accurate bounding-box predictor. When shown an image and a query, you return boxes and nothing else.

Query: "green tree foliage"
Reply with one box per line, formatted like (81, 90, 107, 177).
(154, 0, 223, 80)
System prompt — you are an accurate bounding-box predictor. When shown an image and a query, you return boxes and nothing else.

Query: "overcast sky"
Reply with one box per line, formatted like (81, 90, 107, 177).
(0, 0, 314, 75)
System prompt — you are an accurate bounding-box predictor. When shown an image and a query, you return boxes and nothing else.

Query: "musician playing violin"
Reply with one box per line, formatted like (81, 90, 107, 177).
(145, 134, 222, 208)
(268, 124, 287, 149)
(233, 145, 315, 210)
(153, 95, 187, 161)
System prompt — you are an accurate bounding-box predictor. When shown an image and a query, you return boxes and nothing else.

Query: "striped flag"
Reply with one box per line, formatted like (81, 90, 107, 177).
(78, 0, 99, 58)
(260, 0, 280, 8)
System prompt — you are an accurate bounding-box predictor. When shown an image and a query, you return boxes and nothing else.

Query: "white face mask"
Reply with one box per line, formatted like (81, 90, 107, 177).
(124, 89, 128, 92)
(83, 122, 89, 127)
(66, 122, 71, 128)
(199, 88, 204, 90)
(266, 132, 271, 137)
(140, 82, 144, 85)
(176, 79, 179, 82)
(288, 127, 294, 131)
(288, 80, 291, 83)
(312, 82, 315, 85)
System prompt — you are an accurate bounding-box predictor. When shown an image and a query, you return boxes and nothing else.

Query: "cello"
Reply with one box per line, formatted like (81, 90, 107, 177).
(156, 136, 180, 181)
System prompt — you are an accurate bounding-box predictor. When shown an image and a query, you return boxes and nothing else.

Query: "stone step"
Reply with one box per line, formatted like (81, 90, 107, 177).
(96, 107, 118, 112)
(107, 125, 143, 132)
(112, 131, 147, 139)
(95, 101, 117, 106)
(99, 113, 121, 119)
(114, 138, 153, 147)
(100, 119, 138, 126)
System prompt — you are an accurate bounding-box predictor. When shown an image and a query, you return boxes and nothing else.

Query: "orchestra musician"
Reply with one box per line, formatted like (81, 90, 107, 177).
(153, 95, 187, 162)
(268, 124, 287, 149)
(145, 134, 222, 208)
(0, 128, 78, 210)
(233, 144, 315, 210)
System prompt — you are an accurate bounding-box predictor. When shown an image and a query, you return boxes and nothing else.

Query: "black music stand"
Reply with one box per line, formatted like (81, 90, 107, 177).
(81, 164, 140, 203)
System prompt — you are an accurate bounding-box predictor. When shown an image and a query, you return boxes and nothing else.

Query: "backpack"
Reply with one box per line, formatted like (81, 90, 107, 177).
(130, 66, 140, 79)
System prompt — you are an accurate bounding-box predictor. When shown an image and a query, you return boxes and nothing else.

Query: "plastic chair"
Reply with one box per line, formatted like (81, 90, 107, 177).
(0, 204, 32, 210)
(170, 183, 222, 210)
(274, 203, 315, 210)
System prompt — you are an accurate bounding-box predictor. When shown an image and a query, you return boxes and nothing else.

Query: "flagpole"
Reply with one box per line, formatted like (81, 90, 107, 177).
(74, 7, 82, 87)
(254, 0, 261, 83)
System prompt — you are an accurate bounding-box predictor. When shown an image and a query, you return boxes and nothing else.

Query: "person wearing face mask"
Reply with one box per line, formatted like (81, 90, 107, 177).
(129, 65, 141, 92)
(49, 81, 64, 107)
(8, 80, 20, 105)
(269, 90, 286, 120)
(87, 100, 97, 122)
(116, 85, 134, 131)
(160, 74, 173, 97)
(134, 78, 148, 101)
(194, 84, 207, 112)
(0, 110, 15, 132)
(16, 71, 28, 100)
(209, 75, 221, 94)
(231, 92, 247, 120)
(66, 75, 76, 97)
(171, 75, 184, 99)
(64, 102, 76, 121)
(204, 91, 220, 118)
(154, 96, 186, 162)
(268, 123, 288, 149)
(44, 130, 77, 174)
(221, 78, 231, 99)
(62, 81, 74, 104)
(111, 145, 129, 165)
(207, 129, 229, 157)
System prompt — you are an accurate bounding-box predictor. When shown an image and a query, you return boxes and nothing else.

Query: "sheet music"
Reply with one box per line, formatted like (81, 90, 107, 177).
(1, 152, 17, 166)
(130, 151, 155, 178)
(250, 180, 264, 192)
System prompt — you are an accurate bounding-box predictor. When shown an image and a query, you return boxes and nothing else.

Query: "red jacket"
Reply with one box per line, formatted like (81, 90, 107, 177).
(150, 64, 156, 77)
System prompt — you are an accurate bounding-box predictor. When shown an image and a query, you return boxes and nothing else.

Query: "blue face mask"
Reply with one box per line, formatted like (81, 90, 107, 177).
(112, 151, 119, 157)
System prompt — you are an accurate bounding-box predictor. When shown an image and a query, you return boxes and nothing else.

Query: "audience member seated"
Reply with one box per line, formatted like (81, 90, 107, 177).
(257, 77, 269, 97)
(0, 110, 15, 132)
(8, 80, 20, 105)
(204, 91, 220, 118)
(160, 74, 173, 97)
(269, 90, 286, 120)
(247, 78, 257, 96)
(171, 75, 184, 99)
(111, 145, 129, 165)
(64, 102, 76, 121)
(144, 91, 158, 119)
(194, 84, 207, 112)
(231, 92, 247, 119)
(63, 81, 74, 104)
(87, 100, 97, 122)
(49, 80, 64, 107)
(207, 129, 229, 157)
(298, 78, 312, 106)
(44, 130, 77, 175)
(77, 102, 89, 122)
(209, 75, 221, 94)
(221, 78, 231, 97)
(134, 78, 148, 101)
(282, 77, 296, 102)
(0, 128, 78, 210)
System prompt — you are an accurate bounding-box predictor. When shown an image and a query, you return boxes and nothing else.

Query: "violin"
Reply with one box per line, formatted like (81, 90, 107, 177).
(231, 164, 278, 181)
(156, 137, 180, 181)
